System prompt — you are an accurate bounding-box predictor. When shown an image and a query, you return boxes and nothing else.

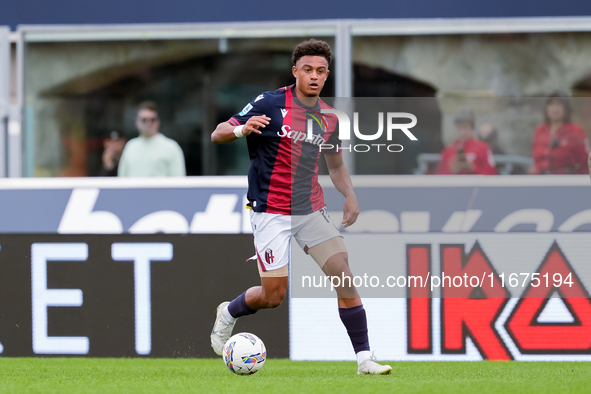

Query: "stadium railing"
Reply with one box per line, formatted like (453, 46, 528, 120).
(414, 153, 534, 175)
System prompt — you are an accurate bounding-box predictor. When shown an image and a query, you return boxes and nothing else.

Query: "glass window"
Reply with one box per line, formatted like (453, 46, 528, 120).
(352, 33, 591, 174)
(23, 36, 335, 176)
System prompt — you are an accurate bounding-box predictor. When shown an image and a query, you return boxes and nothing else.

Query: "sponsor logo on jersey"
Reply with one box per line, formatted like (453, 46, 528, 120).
(277, 125, 326, 147)
(255, 95, 265, 102)
(281, 108, 289, 118)
(239, 103, 253, 116)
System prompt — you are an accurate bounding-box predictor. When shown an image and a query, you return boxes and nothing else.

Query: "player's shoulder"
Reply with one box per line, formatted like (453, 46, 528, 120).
(252, 85, 293, 104)
(315, 99, 339, 132)
(238, 87, 290, 117)
(318, 98, 335, 111)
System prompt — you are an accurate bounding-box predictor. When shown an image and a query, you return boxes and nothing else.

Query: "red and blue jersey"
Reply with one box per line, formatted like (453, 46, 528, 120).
(228, 85, 341, 215)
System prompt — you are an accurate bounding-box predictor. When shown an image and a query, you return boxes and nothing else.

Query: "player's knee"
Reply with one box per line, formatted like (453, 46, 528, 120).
(266, 298, 282, 309)
(263, 291, 285, 308)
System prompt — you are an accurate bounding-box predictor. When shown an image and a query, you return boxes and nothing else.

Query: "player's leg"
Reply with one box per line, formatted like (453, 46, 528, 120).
(224, 272, 289, 323)
(211, 211, 290, 355)
(245, 273, 289, 310)
(318, 248, 361, 304)
(311, 245, 389, 374)
(211, 274, 288, 355)
(210, 272, 288, 356)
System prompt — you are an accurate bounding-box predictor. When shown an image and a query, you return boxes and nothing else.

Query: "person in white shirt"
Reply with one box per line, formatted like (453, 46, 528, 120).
(118, 101, 186, 177)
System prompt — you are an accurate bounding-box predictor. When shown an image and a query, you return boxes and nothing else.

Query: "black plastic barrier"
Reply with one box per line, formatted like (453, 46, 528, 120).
(0, 234, 289, 358)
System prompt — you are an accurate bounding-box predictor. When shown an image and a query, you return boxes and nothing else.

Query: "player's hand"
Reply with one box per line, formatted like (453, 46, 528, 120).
(242, 115, 271, 136)
(342, 193, 359, 228)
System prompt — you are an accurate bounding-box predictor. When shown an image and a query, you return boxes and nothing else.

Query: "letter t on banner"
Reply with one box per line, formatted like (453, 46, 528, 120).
(112, 243, 173, 355)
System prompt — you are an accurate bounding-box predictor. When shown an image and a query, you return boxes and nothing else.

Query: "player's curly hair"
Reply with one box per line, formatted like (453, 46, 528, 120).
(291, 39, 332, 66)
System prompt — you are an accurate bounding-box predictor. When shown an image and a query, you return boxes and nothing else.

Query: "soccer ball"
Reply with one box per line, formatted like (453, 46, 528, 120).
(222, 332, 266, 375)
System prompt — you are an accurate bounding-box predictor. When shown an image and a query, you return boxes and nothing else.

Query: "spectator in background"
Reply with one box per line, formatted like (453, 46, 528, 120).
(532, 94, 590, 174)
(118, 101, 186, 177)
(436, 109, 497, 175)
(98, 131, 126, 176)
(478, 123, 505, 155)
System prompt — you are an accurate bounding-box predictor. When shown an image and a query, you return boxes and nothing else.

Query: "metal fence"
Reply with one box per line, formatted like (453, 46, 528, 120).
(0, 26, 9, 177)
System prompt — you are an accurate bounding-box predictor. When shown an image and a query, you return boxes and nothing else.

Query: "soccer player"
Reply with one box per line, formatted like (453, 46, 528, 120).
(209, 39, 391, 375)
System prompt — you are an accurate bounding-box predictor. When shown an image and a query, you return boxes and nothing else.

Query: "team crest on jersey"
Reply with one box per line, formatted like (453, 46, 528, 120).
(239, 103, 253, 116)
(264, 248, 274, 264)
(306, 109, 328, 133)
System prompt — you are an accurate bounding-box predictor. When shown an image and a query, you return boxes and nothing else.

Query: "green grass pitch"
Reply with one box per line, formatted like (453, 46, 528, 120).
(0, 358, 590, 393)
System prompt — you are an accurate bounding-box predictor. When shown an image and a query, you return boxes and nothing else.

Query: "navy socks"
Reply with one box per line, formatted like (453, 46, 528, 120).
(228, 295, 370, 355)
(339, 305, 370, 353)
(227, 291, 257, 319)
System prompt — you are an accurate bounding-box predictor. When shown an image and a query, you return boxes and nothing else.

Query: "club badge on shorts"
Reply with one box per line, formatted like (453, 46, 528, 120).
(264, 248, 275, 264)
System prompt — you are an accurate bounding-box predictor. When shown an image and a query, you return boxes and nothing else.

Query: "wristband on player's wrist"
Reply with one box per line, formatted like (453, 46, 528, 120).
(233, 125, 245, 138)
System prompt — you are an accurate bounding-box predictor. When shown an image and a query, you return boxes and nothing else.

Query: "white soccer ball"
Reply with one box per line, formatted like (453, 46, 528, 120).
(222, 332, 267, 375)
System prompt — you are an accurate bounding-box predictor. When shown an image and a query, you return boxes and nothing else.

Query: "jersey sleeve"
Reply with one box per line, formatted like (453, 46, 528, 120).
(228, 94, 270, 127)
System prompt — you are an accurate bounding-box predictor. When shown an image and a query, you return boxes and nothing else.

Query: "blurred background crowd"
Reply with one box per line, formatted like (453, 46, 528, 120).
(4, 15, 591, 177)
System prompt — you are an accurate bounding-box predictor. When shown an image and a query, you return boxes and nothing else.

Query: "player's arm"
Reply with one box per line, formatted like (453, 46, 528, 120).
(325, 153, 359, 228)
(211, 116, 271, 144)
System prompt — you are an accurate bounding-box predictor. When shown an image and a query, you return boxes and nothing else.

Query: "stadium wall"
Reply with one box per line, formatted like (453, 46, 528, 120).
(0, 175, 590, 360)
(1, 0, 591, 28)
